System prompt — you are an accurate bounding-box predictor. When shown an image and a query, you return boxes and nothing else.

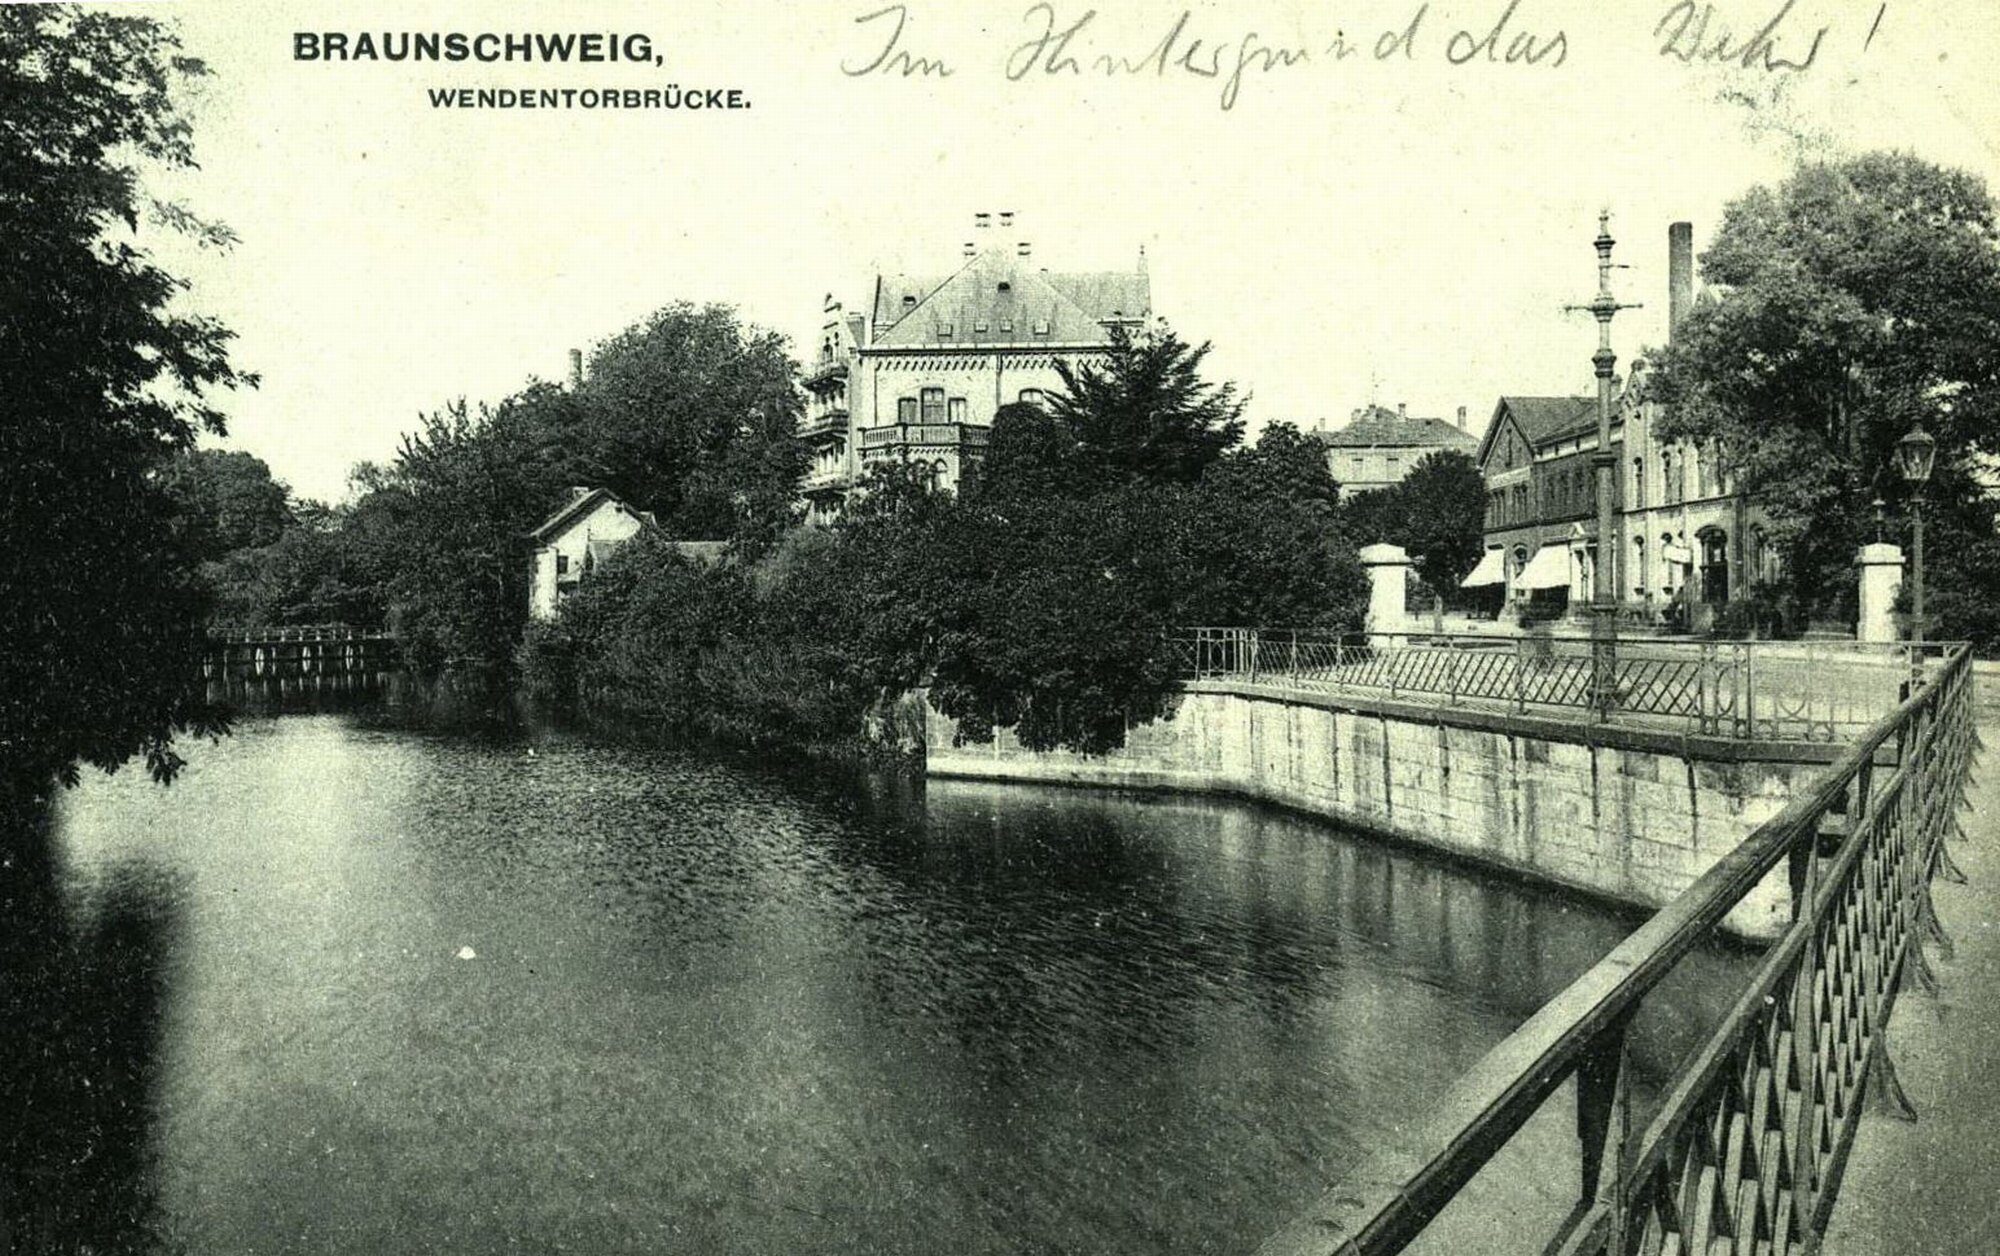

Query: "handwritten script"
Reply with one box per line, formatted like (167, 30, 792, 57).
(841, 1, 1871, 110)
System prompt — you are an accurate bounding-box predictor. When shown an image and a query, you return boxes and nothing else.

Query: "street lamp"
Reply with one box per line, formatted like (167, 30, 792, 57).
(1897, 422, 1937, 643)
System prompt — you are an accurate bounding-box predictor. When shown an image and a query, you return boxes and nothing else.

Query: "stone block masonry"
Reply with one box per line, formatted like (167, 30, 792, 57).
(925, 680, 1850, 940)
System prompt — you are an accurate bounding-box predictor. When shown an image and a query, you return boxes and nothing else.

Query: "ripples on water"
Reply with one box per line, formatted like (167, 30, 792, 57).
(10, 713, 1754, 1254)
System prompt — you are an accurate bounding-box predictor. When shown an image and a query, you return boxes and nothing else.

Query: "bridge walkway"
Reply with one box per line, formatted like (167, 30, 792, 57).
(1820, 695, 2000, 1254)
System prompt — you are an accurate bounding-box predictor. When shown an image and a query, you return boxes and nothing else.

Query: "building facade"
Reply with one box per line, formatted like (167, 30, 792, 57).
(526, 487, 654, 621)
(1472, 223, 1766, 625)
(799, 212, 1152, 523)
(1314, 403, 1479, 495)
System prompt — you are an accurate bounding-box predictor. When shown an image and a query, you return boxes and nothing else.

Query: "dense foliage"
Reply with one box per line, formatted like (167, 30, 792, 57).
(1, 9, 251, 791)
(1650, 153, 2000, 644)
(525, 325, 1368, 755)
(201, 307, 809, 672)
(1339, 449, 1489, 599)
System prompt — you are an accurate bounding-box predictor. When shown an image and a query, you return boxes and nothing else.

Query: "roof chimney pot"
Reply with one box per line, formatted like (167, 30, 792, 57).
(568, 348, 583, 390)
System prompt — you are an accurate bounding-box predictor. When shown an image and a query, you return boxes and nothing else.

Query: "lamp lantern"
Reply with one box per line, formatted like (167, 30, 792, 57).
(1897, 421, 1937, 486)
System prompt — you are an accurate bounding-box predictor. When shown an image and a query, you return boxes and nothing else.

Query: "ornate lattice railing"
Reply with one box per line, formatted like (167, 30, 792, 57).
(1254, 641, 1976, 1256)
(1171, 629, 1941, 742)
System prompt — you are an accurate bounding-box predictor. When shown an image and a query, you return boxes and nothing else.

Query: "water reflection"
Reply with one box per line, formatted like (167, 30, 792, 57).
(1, 799, 182, 1254)
(25, 716, 1754, 1255)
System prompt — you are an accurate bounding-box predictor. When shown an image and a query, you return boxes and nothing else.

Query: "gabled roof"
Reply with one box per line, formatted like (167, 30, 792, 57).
(1474, 396, 1597, 467)
(527, 487, 655, 543)
(869, 245, 1149, 349)
(1316, 405, 1478, 450)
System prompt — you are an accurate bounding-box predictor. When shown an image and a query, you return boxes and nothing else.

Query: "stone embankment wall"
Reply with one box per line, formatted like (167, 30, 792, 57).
(927, 681, 1844, 939)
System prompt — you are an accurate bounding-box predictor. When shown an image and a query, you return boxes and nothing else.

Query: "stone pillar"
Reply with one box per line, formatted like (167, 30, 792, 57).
(1359, 542, 1413, 638)
(1856, 542, 1904, 643)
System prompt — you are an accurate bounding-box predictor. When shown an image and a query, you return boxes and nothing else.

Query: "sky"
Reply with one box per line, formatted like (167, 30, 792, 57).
(126, 0, 2000, 502)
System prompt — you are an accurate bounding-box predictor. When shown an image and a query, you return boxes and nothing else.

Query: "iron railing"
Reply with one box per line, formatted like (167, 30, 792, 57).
(1172, 628, 1947, 743)
(1256, 641, 1976, 1256)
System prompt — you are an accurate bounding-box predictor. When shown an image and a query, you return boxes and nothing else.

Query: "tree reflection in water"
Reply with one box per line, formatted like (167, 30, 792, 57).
(1, 795, 181, 1255)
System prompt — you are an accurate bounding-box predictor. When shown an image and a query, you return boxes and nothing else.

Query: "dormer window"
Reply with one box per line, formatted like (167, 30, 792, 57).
(999, 321, 1013, 333)
(975, 320, 989, 334)
(938, 322, 953, 338)
(1032, 320, 1050, 336)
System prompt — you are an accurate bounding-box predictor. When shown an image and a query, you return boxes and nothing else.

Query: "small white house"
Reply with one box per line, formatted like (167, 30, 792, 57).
(526, 487, 655, 620)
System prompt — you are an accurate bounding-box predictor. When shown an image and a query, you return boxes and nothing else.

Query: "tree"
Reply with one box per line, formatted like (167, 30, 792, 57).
(159, 449, 294, 563)
(1343, 449, 1488, 596)
(1, 9, 253, 792)
(575, 302, 806, 545)
(1043, 322, 1247, 485)
(1649, 154, 2000, 625)
(1181, 424, 1368, 627)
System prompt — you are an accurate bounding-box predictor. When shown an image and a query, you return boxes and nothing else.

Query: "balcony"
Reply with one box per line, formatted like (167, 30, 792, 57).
(802, 353, 849, 389)
(799, 407, 849, 439)
(801, 465, 852, 495)
(858, 423, 991, 451)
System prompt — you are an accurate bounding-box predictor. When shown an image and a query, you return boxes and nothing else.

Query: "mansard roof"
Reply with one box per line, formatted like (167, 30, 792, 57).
(868, 245, 1149, 349)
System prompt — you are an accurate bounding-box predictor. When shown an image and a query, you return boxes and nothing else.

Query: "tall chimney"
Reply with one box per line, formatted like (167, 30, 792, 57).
(1668, 222, 1693, 340)
(1457, 405, 1468, 430)
(1397, 402, 1407, 420)
(568, 348, 583, 390)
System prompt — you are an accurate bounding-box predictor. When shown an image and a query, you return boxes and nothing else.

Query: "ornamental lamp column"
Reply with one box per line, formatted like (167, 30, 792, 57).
(1567, 212, 1642, 717)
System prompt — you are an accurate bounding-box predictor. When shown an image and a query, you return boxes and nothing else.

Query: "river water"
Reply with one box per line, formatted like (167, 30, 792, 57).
(10, 711, 1752, 1254)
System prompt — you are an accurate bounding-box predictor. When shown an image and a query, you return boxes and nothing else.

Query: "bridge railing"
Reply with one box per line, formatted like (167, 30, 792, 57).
(1170, 628, 1946, 742)
(1254, 640, 1975, 1256)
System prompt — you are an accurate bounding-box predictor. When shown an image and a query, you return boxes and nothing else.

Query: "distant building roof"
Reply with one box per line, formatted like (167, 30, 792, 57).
(1317, 405, 1479, 450)
(869, 245, 1149, 349)
(527, 487, 656, 543)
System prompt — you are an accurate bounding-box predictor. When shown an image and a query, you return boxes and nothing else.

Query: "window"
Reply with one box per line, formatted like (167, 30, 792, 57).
(938, 322, 953, 338)
(1699, 529, 1730, 604)
(947, 396, 967, 423)
(901, 295, 916, 312)
(1632, 457, 1645, 509)
(1632, 536, 1648, 594)
(898, 397, 918, 423)
(921, 388, 945, 423)
(1018, 388, 1045, 406)
(1032, 320, 1050, 336)
(997, 282, 1011, 293)
(999, 321, 1013, 333)
(555, 553, 569, 575)
(974, 320, 989, 334)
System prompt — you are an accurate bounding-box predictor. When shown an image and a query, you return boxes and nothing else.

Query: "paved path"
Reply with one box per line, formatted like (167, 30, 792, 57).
(1821, 702, 2000, 1254)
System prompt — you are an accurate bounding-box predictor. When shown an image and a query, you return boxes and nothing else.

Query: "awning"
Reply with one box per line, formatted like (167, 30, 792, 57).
(1460, 548, 1507, 588)
(1516, 546, 1573, 590)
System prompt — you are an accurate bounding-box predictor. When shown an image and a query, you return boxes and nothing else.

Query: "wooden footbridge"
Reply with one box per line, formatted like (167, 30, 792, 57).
(203, 624, 399, 681)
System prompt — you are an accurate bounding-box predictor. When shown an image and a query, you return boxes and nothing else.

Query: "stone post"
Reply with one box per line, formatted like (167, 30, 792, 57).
(1856, 542, 1904, 643)
(1359, 543, 1413, 640)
